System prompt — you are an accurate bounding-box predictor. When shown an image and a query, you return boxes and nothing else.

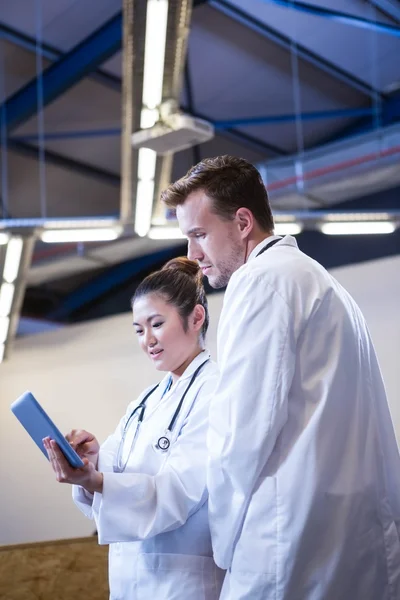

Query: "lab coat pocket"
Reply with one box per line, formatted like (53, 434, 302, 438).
(136, 552, 223, 600)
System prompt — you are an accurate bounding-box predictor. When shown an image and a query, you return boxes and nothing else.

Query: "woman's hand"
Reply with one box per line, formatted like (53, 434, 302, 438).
(43, 437, 103, 494)
(65, 429, 100, 469)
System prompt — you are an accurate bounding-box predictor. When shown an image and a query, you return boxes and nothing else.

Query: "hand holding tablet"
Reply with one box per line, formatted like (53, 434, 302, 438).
(11, 390, 85, 468)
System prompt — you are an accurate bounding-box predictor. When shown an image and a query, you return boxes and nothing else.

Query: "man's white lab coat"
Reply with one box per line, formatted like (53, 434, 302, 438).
(208, 236, 400, 600)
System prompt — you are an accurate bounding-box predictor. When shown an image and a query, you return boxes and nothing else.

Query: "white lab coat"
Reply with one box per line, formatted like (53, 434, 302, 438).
(208, 235, 400, 600)
(73, 350, 224, 600)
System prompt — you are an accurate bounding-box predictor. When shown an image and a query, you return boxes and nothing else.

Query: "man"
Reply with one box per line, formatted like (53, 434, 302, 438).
(161, 155, 400, 600)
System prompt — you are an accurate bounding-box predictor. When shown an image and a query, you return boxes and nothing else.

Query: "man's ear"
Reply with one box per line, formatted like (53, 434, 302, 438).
(235, 207, 254, 239)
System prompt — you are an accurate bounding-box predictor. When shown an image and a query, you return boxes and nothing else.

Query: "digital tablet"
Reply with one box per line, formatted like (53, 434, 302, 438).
(11, 390, 85, 469)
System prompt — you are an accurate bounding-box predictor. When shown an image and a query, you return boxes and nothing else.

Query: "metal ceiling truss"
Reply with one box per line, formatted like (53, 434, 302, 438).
(368, 0, 400, 23)
(261, 0, 400, 37)
(195, 0, 383, 100)
(120, 0, 195, 229)
(318, 90, 400, 146)
(1, 14, 122, 133)
(47, 243, 186, 321)
(8, 139, 120, 186)
(0, 20, 121, 91)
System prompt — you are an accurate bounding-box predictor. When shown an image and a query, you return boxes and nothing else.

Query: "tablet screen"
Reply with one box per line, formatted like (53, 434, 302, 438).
(11, 391, 84, 469)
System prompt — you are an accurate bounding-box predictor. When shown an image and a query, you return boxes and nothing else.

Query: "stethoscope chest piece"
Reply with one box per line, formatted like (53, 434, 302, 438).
(156, 435, 171, 451)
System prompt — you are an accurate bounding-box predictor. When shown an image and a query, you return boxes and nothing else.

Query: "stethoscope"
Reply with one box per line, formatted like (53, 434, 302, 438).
(256, 237, 282, 257)
(113, 358, 209, 473)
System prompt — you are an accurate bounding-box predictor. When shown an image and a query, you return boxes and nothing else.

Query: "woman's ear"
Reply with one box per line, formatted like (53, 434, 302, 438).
(191, 304, 206, 333)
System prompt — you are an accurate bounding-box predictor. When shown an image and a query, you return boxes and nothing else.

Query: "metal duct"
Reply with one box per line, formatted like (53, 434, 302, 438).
(258, 123, 400, 210)
(120, 0, 194, 229)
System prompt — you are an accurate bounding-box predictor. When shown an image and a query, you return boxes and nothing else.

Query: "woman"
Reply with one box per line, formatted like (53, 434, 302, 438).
(44, 257, 224, 600)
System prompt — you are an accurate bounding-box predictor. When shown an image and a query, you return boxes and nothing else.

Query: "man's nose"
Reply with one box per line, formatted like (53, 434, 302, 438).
(188, 239, 203, 262)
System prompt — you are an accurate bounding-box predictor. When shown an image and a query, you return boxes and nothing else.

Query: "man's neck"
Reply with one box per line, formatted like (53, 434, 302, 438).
(244, 232, 273, 262)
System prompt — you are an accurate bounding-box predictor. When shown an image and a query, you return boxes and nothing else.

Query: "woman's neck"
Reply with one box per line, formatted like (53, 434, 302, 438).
(171, 346, 204, 383)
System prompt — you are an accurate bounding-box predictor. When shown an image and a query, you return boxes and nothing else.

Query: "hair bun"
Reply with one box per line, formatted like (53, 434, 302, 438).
(162, 256, 202, 282)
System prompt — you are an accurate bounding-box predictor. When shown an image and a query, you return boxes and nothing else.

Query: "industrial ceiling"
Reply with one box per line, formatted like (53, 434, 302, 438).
(0, 0, 399, 357)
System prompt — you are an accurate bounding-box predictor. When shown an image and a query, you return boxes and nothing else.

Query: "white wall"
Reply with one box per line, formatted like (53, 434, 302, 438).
(0, 255, 399, 545)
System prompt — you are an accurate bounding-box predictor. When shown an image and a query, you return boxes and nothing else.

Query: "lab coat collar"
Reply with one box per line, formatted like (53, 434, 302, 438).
(176, 349, 211, 382)
(248, 235, 298, 262)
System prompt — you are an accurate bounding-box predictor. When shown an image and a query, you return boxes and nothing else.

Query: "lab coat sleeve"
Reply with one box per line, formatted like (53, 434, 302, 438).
(72, 399, 139, 519)
(91, 376, 217, 544)
(208, 271, 296, 569)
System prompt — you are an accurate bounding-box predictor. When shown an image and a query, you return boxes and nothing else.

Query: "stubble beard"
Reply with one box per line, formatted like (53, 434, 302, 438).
(208, 244, 244, 289)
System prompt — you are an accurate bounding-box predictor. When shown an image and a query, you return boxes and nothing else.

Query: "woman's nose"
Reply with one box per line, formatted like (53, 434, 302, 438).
(144, 329, 156, 347)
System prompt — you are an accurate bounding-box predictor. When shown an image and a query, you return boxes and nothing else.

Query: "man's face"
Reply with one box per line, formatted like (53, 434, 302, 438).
(176, 190, 245, 288)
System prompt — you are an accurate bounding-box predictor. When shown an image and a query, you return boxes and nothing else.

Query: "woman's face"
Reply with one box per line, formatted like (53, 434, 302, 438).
(133, 293, 202, 374)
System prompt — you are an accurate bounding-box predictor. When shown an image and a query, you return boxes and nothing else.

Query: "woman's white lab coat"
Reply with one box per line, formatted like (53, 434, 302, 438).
(208, 236, 400, 600)
(73, 351, 224, 600)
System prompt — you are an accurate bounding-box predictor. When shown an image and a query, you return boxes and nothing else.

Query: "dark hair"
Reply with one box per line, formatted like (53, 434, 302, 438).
(161, 155, 274, 232)
(131, 257, 209, 339)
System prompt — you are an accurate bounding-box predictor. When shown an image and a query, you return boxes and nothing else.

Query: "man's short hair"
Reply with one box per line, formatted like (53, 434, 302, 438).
(161, 155, 274, 232)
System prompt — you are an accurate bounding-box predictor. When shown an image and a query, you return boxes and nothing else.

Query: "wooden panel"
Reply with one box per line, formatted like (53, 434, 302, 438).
(0, 537, 109, 600)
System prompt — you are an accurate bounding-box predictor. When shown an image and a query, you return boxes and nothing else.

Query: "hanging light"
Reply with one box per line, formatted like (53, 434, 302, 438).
(3, 237, 23, 283)
(40, 227, 122, 243)
(321, 222, 396, 235)
(148, 227, 186, 240)
(0, 283, 15, 317)
(274, 223, 302, 236)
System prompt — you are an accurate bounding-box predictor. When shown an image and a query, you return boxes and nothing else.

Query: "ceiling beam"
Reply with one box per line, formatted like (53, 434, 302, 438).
(47, 244, 185, 320)
(8, 139, 120, 186)
(368, 0, 400, 23)
(202, 0, 384, 100)
(1, 14, 122, 133)
(261, 0, 400, 37)
(0, 20, 122, 92)
(314, 90, 400, 146)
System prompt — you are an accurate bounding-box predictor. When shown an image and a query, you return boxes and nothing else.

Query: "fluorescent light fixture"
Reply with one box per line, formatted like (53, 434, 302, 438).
(135, 179, 155, 237)
(42, 218, 119, 229)
(0, 232, 9, 245)
(323, 212, 391, 222)
(275, 223, 302, 236)
(0, 283, 15, 317)
(138, 148, 157, 181)
(3, 237, 23, 283)
(321, 222, 396, 235)
(142, 0, 169, 110)
(0, 342, 5, 363)
(148, 227, 186, 240)
(0, 316, 9, 344)
(41, 227, 122, 243)
(140, 108, 159, 129)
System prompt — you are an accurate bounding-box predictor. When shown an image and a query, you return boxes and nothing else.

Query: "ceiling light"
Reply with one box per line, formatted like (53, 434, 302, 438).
(148, 227, 186, 240)
(0, 232, 9, 245)
(138, 148, 157, 181)
(40, 227, 122, 243)
(321, 222, 395, 235)
(140, 108, 159, 129)
(0, 283, 15, 317)
(0, 316, 10, 345)
(3, 237, 23, 283)
(142, 0, 169, 110)
(274, 223, 303, 236)
(135, 180, 155, 237)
